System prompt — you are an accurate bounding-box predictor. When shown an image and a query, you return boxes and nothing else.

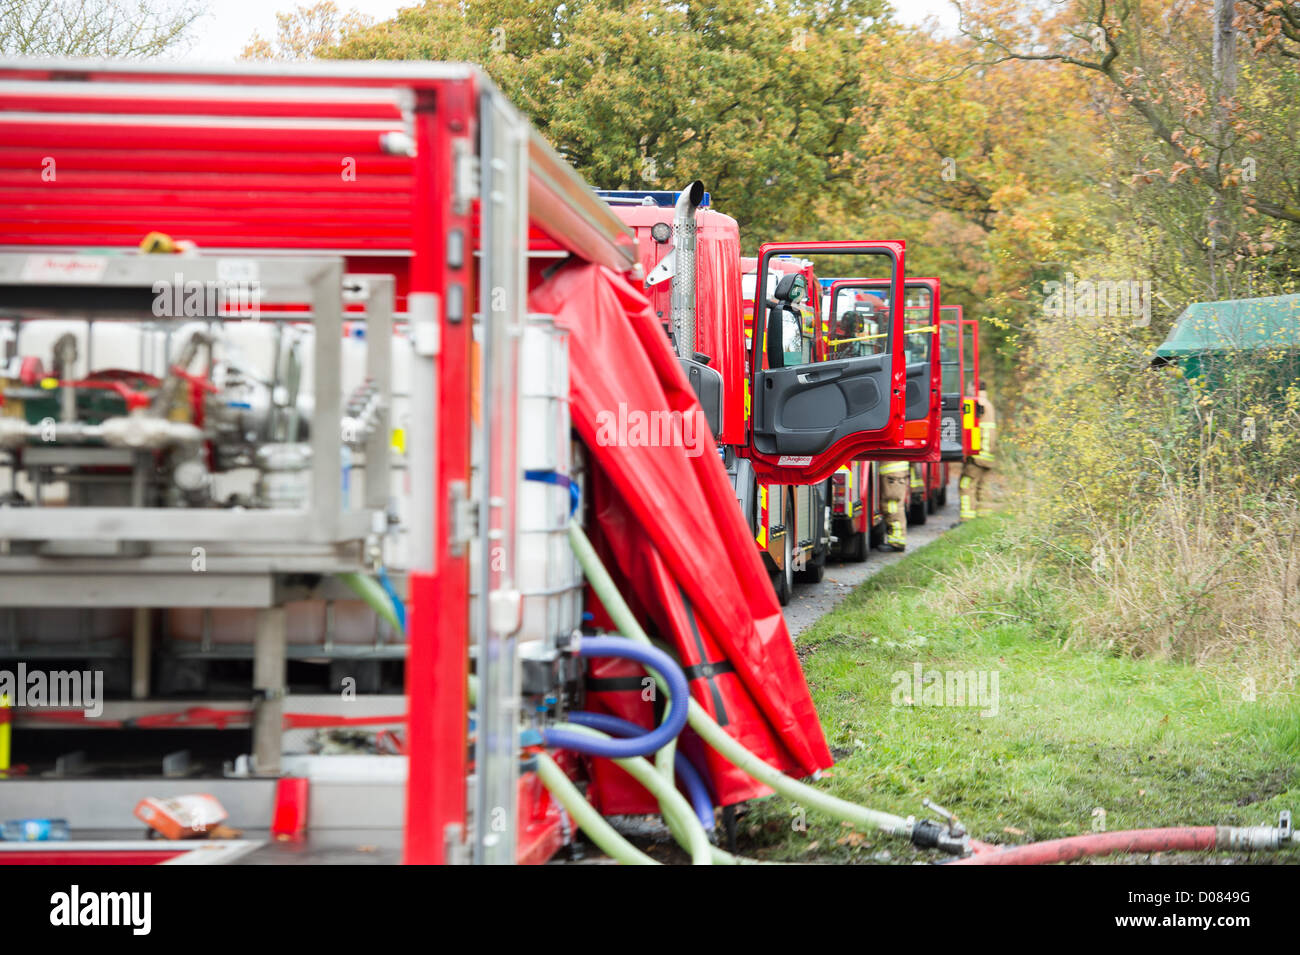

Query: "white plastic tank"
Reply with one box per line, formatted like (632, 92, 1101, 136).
(517, 314, 582, 648)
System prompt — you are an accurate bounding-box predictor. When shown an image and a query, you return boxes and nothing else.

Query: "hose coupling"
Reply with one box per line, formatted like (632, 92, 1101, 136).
(1216, 810, 1294, 852)
(911, 798, 972, 857)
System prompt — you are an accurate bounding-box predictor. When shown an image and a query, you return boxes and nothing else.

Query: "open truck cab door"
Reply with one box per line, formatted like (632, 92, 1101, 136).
(938, 305, 966, 461)
(745, 241, 907, 484)
(960, 313, 983, 457)
(819, 276, 943, 463)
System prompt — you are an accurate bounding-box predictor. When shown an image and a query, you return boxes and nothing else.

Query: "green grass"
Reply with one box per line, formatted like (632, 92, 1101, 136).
(737, 516, 1300, 863)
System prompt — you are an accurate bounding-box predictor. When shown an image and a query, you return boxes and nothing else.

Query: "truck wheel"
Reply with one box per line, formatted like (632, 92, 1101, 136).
(795, 549, 824, 583)
(845, 528, 868, 563)
(908, 495, 927, 526)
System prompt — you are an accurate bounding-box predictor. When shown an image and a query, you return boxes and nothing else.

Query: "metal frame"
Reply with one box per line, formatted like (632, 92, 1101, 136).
(0, 256, 393, 560)
(469, 87, 529, 866)
(0, 839, 264, 864)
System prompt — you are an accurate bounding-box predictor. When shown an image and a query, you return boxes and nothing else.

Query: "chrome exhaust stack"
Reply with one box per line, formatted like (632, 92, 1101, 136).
(670, 180, 705, 360)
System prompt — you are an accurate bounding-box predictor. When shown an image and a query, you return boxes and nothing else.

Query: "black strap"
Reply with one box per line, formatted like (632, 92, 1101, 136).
(678, 583, 730, 727)
(682, 660, 736, 681)
(586, 662, 735, 692)
(584, 675, 650, 693)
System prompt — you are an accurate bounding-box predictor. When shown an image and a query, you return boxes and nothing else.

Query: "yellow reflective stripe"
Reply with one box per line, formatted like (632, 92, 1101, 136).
(880, 462, 909, 475)
(825, 331, 887, 346)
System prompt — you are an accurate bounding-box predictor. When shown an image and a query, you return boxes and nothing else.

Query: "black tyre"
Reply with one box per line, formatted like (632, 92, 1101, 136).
(845, 528, 868, 563)
(908, 495, 927, 526)
(795, 551, 824, 584)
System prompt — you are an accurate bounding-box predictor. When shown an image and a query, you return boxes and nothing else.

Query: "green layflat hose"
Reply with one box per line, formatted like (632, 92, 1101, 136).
(534, 751, 660, 865)
(567, 521, 915, 841)
(552, 722, 714, 865)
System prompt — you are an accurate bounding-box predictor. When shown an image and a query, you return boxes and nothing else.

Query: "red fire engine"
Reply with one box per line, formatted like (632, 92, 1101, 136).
(822, 277, 945, 555)
(607, 192, 907, 603)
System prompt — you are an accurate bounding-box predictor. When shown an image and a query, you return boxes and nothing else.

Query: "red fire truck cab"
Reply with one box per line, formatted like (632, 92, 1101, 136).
(820, 276, 945, 554)
(604, 187, 908, 603)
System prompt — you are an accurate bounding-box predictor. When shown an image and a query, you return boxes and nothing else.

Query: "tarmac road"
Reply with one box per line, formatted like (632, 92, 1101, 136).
(782, 476, 961, 639)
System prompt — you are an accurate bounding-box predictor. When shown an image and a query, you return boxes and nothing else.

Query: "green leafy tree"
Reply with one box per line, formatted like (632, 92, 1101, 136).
(326, 0, 895, 243)
(0, 0, 203, 56)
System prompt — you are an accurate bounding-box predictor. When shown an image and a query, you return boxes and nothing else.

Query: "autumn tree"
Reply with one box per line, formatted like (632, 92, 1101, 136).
(957, 0, 1300, 301)
(241, 1, 372, 60)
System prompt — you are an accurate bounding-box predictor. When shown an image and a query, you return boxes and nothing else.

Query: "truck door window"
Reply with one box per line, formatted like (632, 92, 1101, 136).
(939, 312, 961, 394)
(766, 272, 812, 368)
(827, 288, 888, 361)
(903, 289, 934, 362)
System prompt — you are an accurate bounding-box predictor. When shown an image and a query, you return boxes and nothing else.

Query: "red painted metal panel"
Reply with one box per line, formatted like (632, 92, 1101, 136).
(515, 771, 567, 865)
(402, 80, 475, 866)
(0, 92, 405, 120)
(616, 204, 747, 448)
(0, 79, 418, 296)
(0, 849, 184, 864)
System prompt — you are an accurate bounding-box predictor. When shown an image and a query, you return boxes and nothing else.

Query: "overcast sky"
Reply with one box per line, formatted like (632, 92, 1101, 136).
(178, 0, 960, 62)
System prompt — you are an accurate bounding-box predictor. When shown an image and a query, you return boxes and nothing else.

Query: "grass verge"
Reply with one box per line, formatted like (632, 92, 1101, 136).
(738, 515, 1300, 864)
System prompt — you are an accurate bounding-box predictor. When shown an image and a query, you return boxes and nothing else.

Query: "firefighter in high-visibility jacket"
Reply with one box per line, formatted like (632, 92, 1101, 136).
(960, 380, 996, 520)
(879, 461, 910, 551)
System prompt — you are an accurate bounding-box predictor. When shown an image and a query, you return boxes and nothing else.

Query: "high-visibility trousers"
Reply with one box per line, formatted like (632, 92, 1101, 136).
(959, 455, 994, 520)
(880, 461, 910, 549)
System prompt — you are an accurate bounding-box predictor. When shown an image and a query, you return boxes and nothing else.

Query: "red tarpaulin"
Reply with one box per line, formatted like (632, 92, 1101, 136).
(528, 262, 833, 809)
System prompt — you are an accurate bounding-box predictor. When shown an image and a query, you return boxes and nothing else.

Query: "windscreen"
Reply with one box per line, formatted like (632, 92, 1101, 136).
(901, 286, 934, 364)
(963, 320, 978, 395)
(939, 306, 961, 394)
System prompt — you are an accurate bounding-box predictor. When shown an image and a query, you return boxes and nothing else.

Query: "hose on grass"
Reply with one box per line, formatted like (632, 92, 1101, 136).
(954, 827, 1216, 865)
(567, 521, 914, 841)
(954, 824, 1297, 865)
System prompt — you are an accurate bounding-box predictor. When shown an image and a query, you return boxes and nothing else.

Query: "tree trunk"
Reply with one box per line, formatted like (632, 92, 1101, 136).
(1209, 0, 1239, 297)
